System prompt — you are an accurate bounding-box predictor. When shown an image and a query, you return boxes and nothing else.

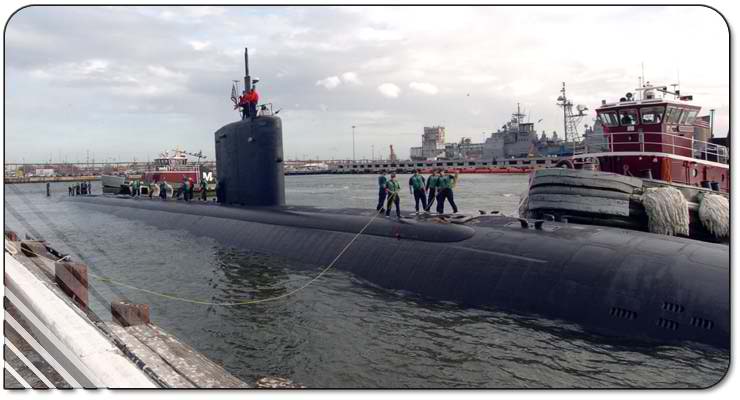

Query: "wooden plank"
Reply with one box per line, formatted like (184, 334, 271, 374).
(528, 194, 630, 216)
(126, 324, 248, 388)
(529, 185, 633, 201)
(107, 324, 195, 388)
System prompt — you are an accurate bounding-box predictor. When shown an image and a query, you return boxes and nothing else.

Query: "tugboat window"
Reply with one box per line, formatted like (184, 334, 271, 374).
(640, 106, 665, 124)
(679, 110, 697, 125)
(618, 109, 638, 126)
(666, 107, 683, 124)
(598, 111, 619, 127)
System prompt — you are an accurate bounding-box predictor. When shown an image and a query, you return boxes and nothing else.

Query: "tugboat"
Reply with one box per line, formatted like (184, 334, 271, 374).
(141, 148, 212, 197)
(523, 82, 729, 243)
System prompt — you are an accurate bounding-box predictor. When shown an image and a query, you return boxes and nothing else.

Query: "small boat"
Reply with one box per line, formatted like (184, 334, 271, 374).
(141, 148, 214, 197)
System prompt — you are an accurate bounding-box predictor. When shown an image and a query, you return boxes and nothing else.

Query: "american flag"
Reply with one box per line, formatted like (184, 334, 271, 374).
(230, 83, 238, 104)
(694, 115, 711, 129)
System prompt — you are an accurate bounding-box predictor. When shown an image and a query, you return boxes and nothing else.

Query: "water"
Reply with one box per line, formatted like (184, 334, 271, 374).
(3, 177, 729, 388)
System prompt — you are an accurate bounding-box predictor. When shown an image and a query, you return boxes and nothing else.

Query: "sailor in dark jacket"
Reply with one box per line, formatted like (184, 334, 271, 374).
(375, 171, 388, 213)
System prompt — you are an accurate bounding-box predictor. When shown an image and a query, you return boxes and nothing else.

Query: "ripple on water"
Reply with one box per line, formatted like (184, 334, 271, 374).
(3, 179, 729, 388)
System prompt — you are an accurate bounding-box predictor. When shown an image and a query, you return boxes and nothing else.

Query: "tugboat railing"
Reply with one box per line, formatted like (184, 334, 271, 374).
(577, 132, 729, 164)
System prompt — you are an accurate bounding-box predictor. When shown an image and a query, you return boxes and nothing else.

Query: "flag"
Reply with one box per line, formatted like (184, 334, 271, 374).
(230, 83, 238, 104)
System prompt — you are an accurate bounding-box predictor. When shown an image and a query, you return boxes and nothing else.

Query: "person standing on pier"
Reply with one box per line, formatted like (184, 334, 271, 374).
(75, 183, 80, 196)
(46, 182, 50, 197)
(436, 170, 459, 214)
(385, 173, 402, 219)
(376, 171, 388, 213)
(68, 185, 73, 196)
(408, 170, 427, 214)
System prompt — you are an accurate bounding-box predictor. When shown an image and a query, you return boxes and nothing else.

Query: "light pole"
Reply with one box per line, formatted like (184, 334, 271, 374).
(710, 109, 716, 138)
(352, 125, 356, 161)
(371, 144, 374, 160)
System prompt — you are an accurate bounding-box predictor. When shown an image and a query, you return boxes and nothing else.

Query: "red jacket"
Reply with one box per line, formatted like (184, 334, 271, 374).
(245, 89, 259, 104)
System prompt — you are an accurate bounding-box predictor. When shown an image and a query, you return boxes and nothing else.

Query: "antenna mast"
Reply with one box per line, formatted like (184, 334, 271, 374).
(244, 47, 251, 92)
(556, 82, 588, 153)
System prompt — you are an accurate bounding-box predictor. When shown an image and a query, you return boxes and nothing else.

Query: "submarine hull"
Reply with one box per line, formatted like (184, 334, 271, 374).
(70, 196, 729, 349)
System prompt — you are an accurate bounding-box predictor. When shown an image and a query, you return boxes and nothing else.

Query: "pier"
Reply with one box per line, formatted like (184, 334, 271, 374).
(3, 231, 301, 389)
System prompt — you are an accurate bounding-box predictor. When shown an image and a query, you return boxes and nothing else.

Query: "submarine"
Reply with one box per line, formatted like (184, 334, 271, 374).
(70, 48, 729, 350)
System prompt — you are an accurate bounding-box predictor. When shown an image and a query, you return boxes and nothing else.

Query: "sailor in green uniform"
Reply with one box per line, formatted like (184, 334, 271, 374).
(199, 178, 207, 201)
(425, 169, 440, 212)
(385, 173, 401, 218)
(436, 169, 459, 214)
(408, 169, 427, 213)
(159, 181, 167, 200)
(376, 171, 388, 213)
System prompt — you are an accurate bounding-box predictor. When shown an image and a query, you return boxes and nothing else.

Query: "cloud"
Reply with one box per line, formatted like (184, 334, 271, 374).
(316, 72, 360, 89)
(341, 72, 361, 85)
(377, 83, 401, 98)
(460, 74, 499, 84)
(189, 40, 211, 51)
(316, 76, 342, 90)
(2, 6, 730, 163)
(356, 27, 404, 42)
(409, 81, 438, 95)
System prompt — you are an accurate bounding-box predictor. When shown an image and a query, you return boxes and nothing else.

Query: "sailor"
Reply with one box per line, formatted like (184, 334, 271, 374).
(436, 169, 459, 214)
(385, 173, 401, 219)
(425, 169, 440, 212)
(188, 177, 195, 202)
(200, 178, 208, 201)
(408, 169, 427, 214)
(376, 171, 388, 213)
(246, 86, 260, 118)
(159, 181, 167, 200)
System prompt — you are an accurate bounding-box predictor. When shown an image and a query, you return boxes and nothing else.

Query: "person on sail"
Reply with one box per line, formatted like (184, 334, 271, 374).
(234, 86, 260, 119)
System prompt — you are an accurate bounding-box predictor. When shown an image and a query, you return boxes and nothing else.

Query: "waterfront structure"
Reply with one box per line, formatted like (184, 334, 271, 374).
(410, 126, 446, 160)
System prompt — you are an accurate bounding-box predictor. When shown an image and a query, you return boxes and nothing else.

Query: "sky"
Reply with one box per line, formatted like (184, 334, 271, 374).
(3, 5, 730, 163)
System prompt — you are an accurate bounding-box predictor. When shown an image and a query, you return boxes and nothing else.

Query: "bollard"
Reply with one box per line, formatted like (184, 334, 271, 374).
(111, 300, 150, 327)
(54, 261, 89, 309)
(20, 240, 51, 258)
(5, 230, 18, 241)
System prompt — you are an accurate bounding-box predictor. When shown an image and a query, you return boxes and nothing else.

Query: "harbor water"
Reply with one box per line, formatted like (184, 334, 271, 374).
(3, 175, 729, 388)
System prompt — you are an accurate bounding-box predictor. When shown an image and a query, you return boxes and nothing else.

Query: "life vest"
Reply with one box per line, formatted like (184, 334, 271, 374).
(410, 175, 425, 190)
(427, 175, 438, 189)
(386, 180, 400, 193)
(378, 175, 388, 189)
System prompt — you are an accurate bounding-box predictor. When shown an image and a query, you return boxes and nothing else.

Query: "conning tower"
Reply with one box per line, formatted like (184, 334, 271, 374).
(214, 48, 285, 206)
